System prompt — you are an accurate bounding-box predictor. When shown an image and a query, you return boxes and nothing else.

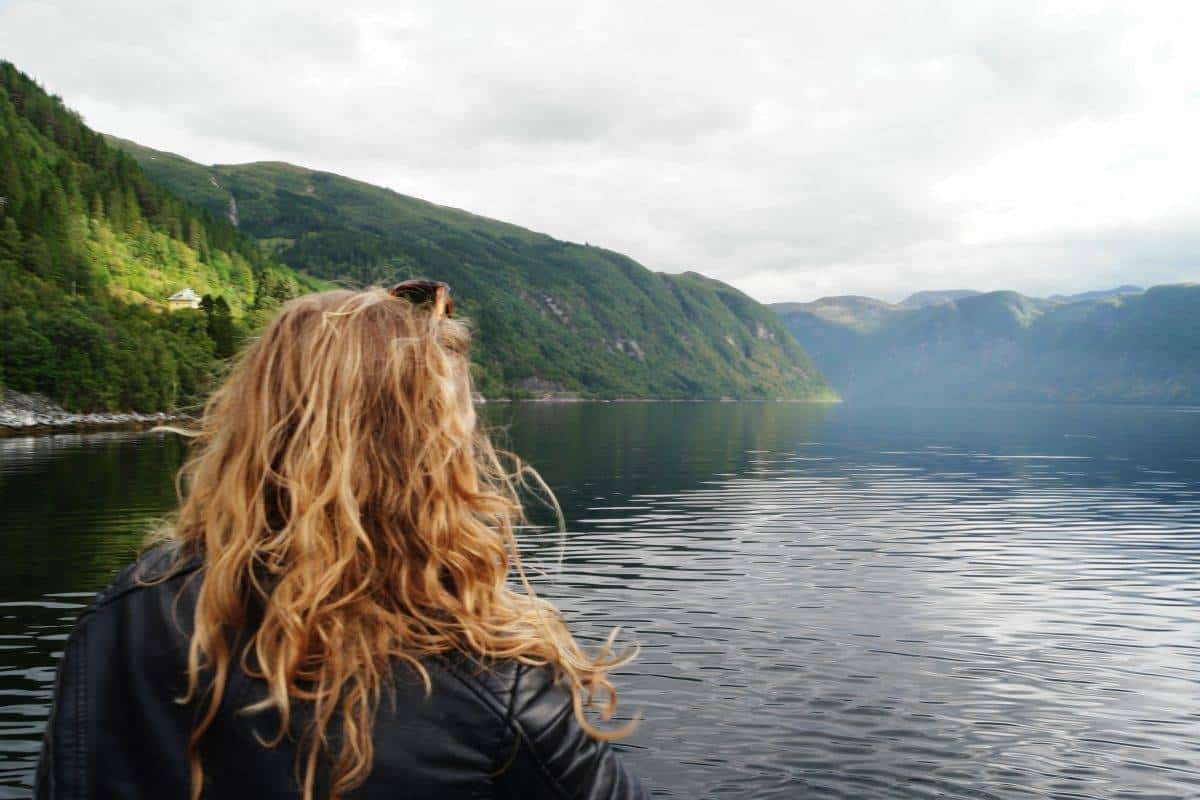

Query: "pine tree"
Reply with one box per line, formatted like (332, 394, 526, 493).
(203, 295, 236, 358)
(0, 217, 21, 263)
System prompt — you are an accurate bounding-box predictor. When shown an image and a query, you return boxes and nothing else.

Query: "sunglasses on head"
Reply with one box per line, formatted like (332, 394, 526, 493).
(389, 280, 454, 318)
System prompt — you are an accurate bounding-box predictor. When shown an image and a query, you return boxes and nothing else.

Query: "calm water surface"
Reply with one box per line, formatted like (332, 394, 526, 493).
(1, 403, 1198, 798)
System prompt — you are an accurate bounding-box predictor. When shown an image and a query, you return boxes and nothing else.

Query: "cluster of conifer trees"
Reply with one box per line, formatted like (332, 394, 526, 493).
(0, 62, 313, 412)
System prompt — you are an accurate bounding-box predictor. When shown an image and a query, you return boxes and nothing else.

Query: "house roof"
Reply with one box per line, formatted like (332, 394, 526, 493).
(168, 288, 201, 302)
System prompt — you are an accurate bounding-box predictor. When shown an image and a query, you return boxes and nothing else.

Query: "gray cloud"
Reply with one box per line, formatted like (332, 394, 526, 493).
(1, 0, 1195, 302)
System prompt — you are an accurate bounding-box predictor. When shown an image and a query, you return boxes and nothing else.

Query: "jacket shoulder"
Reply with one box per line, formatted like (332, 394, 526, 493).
(84, 541, 202, 618)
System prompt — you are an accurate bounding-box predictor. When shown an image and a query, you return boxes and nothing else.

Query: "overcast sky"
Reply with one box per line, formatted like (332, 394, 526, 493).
(2, 0, 1197, 303)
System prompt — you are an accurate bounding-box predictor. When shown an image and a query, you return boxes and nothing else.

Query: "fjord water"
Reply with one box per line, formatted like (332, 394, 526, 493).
(1, 404, 1198, 799)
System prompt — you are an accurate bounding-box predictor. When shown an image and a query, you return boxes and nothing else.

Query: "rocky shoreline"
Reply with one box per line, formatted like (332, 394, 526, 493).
(1, 389, 826, 438)
(0, 391, 188, 438)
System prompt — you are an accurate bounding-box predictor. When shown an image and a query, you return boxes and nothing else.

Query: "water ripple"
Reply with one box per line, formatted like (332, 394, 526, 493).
(2, 405, 1199, 798)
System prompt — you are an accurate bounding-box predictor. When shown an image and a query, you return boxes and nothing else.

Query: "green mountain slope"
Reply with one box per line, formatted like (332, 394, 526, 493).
(772, 286, 1200, 404)
(113, 138, 836, 401)
(0, 62, 322, 412)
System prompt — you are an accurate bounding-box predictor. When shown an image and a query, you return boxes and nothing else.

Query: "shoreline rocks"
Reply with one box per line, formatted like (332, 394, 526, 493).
(0, 390, 187, 438)
(2, 389, 835, 438)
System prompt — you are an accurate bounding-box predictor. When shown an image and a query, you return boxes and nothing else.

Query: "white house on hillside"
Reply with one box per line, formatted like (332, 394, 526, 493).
(167, 287, 202, 310)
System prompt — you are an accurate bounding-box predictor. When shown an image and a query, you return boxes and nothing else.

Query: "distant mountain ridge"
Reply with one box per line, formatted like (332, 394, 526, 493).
(112, 136, 835, 401)
(778, 285, 1147, 318)
(770, 284, 1199, 404)
(1048, 285, 1143, 304)
(899, 289, 980, 309)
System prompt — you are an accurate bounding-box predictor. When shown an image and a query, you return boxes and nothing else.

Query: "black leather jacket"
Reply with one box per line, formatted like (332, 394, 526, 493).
(35, 547, 648, 799)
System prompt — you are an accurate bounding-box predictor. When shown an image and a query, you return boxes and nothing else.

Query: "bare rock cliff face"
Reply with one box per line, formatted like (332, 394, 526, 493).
(514, 377, 581, 401)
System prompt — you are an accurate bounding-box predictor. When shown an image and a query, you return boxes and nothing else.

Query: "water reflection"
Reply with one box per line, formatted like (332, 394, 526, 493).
(2, 404, 1199, 798)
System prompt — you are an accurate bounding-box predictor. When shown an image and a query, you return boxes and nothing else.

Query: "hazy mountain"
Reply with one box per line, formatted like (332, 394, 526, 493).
(899, 289, 981, 309)
(1048, 285, 1143, 304)
(773, 285, 1200, 404)
(111, 137, 835, 401)
(768, 296, 896, 332)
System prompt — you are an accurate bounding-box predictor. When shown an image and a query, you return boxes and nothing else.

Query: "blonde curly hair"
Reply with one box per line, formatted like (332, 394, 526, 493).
(155, 288, 632, 799)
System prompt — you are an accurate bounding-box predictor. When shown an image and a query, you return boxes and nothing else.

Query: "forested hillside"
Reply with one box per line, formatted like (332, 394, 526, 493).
(115, 139, 835, 401)
(772, 286, 1200, 404)
(0, 62, 321, 412)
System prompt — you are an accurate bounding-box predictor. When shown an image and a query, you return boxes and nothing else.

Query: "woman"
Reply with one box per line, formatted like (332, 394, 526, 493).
(36, 283, 647, 799)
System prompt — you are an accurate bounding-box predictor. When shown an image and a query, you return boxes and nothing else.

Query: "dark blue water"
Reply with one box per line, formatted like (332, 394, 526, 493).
(2, 403, 1199, 798)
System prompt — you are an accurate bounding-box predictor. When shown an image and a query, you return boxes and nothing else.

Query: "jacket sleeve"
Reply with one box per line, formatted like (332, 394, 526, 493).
(35, 550, 198, 800)
(493, 664, 648, 800)
(35, 617, 91, 800)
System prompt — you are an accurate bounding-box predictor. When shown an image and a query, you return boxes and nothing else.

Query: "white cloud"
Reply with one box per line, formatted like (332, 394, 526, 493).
(1, 0, 1196, 302)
